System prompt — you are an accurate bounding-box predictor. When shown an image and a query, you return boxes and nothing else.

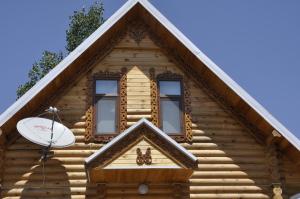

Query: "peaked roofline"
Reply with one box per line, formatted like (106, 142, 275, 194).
(85, 118, 198, 165)
(0, 0, 299, 151)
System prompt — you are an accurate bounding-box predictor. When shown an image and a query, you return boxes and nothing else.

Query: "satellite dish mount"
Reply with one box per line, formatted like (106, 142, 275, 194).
(17, 106, 75, 161)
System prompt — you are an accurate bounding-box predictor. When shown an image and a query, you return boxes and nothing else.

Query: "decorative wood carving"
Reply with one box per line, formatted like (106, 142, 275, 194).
(119, 67, 128, 132)
(128, 21, 148, 44)
(149, 68, 159, 127)
(183, 79, 193, 143)
(86, 125, 198, 169)
(142, 21, 266, 144)
(85, 69, 128, 143)
(153, 70, 193, 143)
(272, 183, 283, 199)
(136, 148, 144, 165)
(136, 147, 152, 165)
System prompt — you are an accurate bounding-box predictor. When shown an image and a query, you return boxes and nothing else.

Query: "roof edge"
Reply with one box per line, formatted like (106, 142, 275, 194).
(0, 0, 140, 128)
(0, 0, 299, 152)
(85, 118, 198, 165)
(138, 0, 300, 151)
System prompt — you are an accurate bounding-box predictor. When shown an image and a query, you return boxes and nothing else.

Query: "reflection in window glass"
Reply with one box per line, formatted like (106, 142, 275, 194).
(159, 81, 181, 95)
(96, 98, 116, 134)
(161, 100, 181, 134)
(96, 80, 118, 95)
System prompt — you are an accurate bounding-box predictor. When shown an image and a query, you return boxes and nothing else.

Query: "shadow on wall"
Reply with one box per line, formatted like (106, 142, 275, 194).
(19, 159, 71, 199)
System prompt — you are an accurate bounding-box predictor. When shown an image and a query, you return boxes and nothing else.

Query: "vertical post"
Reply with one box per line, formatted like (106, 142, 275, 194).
(172, 183, 188, 199)
(97, 183, 106, 199)
(266, 130, 285, 199)
(0, 129, 6, 197)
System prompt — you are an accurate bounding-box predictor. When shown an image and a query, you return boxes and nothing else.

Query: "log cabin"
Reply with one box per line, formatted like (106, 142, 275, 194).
(0, 0, 300, 198)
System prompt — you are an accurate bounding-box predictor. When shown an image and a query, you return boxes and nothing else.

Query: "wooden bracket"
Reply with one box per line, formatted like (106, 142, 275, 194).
(267, 130, 282, 146)
(272, 183, 283, 199)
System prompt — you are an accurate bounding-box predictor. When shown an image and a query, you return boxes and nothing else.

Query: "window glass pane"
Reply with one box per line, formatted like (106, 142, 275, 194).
(159, 81, 181, 95)
(161, 100, 181, 134)
(96, 80, 118, 95)
(96, 98, 116, 134)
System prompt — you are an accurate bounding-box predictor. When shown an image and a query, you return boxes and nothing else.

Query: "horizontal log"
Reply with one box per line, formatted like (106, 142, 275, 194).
(2, 187, 96, 197)
(189, 193, 269, 199)
(2, 179, 88, 188)
(190, 149, 265, 157)
(195, 164, 268, 171)
(189, 178, 269, 185)
(197, 157, 266, 164)
(3, 172, 86, 181)
(191, 171, 268, 178)
(189, 185, 265, 192)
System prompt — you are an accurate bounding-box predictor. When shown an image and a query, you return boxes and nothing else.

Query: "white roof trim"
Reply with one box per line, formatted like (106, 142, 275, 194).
(85, 118, 198, 164)
(1, 0, 299, 151)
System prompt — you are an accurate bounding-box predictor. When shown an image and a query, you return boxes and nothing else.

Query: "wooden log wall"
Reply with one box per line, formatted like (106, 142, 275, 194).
(1, 33, 299, 199)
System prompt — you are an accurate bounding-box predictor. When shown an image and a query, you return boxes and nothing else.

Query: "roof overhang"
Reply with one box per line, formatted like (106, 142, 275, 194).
(0, 0, 299, 158)
(85, 119, 198, 183)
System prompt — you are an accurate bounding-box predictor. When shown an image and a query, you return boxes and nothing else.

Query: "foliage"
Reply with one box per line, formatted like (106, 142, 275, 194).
(66, 2, 105, 53)
(17, 51, 63, 98)
(17, 2, 105, 98)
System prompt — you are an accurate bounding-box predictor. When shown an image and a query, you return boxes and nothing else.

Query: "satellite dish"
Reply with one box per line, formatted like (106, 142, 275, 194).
(17, 117, 75, 148)
(16, 107, 75, 161)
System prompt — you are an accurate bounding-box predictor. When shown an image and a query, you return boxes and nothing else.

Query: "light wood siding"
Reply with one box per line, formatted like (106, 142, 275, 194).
(105, 139, 179, 169)
(2, 33, 298, 199)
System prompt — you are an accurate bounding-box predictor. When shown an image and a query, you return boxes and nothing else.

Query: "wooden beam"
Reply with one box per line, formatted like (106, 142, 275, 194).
(0, 128, 5, 197)
(266, 135, 285, 199)
(266, 130, 282, 146)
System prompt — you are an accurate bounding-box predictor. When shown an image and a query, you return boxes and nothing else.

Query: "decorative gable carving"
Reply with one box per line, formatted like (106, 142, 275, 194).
(85, 119, 198, 183)
(104, 138, 180, 169)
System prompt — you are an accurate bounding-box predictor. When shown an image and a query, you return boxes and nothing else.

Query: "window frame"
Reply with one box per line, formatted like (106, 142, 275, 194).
(158, 78, 185, 136)
(93, 77, 120, 137)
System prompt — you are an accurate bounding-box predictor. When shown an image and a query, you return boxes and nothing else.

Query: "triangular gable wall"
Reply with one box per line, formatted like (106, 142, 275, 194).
(104, 138, 180, 169)
(0, 0, 299, 154)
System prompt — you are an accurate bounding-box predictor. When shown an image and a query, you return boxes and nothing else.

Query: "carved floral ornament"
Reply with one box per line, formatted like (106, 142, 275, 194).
(136, 147, 152, 165)
(85, 68, 127, 143)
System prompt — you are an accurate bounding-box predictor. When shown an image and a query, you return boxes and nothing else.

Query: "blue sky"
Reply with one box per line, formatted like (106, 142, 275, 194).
(0, 0, 299, 138)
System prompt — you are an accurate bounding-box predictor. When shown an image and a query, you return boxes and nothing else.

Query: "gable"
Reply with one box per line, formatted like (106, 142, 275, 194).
(0, 0, 299, 162)
(85, 119, 197, 183)
(105, 138, 180, 169)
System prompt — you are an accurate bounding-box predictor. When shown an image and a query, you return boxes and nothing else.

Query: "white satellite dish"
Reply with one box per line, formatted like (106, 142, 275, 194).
(17, 117, 75, 148)
(16, 107, 75, 161)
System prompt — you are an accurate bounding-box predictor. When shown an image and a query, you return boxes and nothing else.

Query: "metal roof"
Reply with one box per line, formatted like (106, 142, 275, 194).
(0, 0, 299, 151)
(85, 118, 198, 165)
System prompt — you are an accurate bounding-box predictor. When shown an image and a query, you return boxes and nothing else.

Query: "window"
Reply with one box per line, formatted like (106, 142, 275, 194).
(159, 80, 183, 134)
(94, 80, 119, 135)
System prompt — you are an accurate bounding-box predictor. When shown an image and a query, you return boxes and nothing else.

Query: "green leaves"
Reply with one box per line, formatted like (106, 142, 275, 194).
(17, 2, 105, 98)
(66, 2, 105, 53)
(17, 51, 63, 98)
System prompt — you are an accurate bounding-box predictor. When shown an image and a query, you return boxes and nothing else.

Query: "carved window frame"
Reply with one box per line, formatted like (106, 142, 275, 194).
(86, 68, 127, 143)
(150, 69, 193, 143)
